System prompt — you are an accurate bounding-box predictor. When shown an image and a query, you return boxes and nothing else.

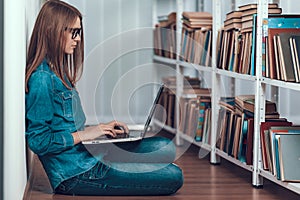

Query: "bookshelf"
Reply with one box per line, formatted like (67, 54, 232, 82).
(152, 0, 300, 195)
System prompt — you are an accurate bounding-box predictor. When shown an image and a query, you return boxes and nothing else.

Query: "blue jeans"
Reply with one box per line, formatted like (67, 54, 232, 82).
(55, 137, 183, 196)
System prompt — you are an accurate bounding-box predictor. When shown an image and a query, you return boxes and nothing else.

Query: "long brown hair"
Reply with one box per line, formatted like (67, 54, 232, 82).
(25, 0, 84, 92)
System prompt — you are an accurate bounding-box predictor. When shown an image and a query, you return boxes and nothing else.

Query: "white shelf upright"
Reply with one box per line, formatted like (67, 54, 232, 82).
(252, 0, 268, 187)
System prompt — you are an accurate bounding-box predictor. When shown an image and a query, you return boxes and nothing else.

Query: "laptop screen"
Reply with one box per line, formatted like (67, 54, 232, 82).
(142, 84, 164, 135)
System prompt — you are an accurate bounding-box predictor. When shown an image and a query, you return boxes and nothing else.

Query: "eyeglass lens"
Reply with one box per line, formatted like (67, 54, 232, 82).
(71, 28, 81, 39)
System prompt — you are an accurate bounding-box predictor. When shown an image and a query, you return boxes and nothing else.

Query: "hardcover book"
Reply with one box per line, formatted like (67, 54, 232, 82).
(260, 121, 292, 170)
(267, 28, 300, 79)
(277, 133, 300, 182)
(276, 32, 300, 82)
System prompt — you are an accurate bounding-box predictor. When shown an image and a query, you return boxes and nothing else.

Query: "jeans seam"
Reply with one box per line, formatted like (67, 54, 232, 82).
(77, 179, 107, 189)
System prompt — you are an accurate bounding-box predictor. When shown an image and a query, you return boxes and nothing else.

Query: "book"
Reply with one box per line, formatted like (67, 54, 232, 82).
(202, 108, 211, 144)
(182, 11, 212, 20)
(260, 121, 293, 170)
(276, 32, 300, 82)
(178, 97, 189, 133)
(271, 129, 300, 180)
(246, 118, 254, 165)
(182, 12, 213, 29)
(277, 134, 300, 182)
(264, 129, 273, 173)
(263, 15, 300, 79)
(241, 32, 252, 74)
(202, 30, 212, 66)
(219, 97, 235, 111)
(216, 107, 227, 149)
(187, 101, 199, 137)
(235, 95, 277, 114)
(290, 36, 300, 82)
(250, 14, 257, 75)
(226, 10, 243, 20)
(238, 114, 248, 163)
(238, 3, 279, 12)
(195, 96, 211, 141)
(218, 107, 234, 152)
(267, 28, 300, 79)
(225, 110, 235, 154)
(241, 8, 282, 19)
(232, 115, 242, 158)
(167, 92, 175, 128)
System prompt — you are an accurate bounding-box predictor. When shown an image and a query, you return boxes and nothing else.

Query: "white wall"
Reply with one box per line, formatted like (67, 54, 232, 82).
(67, 0, 162, 125)
(3, 0, 27, 199)
(68, 0, 214, 126)
(3, 0, 42, 199)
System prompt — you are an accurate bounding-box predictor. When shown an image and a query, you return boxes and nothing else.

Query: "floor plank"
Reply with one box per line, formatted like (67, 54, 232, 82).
(23, 132, 300, 200)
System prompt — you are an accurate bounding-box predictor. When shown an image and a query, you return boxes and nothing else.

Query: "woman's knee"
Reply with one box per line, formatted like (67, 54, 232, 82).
(151, 137, 176, 151)
(165, 163, 184, 194)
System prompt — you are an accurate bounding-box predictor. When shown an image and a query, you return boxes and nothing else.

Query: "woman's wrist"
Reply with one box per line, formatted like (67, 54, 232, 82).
(72, 132, 82, 145)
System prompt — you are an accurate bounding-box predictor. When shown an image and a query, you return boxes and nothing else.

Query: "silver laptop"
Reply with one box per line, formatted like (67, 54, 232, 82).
(82, 85, 164, 144)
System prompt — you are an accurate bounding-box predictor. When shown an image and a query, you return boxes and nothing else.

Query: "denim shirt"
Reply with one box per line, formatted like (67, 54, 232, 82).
(25, 60, 98, 190)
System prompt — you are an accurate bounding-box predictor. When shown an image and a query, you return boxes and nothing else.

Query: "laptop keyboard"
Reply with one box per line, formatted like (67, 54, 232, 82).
(107, 133, 130, 139)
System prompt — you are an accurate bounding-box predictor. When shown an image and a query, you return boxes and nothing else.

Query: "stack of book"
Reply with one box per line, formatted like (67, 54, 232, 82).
(239, 3, 282, 33)
(182, 11, 212, 29)
(223, 11, 242, 31)
(153, 12, 176, 59)
(235, 95, 279, 119)
(180, 12, 213, 66)
(216, 95, 279, 165)
(216, 3, 282, 75)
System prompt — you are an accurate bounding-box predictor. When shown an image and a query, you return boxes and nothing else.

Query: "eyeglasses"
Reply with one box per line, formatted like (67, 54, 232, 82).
(65, 27, 82, 39)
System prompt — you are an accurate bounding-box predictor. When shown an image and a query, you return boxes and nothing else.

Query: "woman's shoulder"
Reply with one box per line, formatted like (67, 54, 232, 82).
(33, 60, 53, 75)
(29, 61, 55, 86)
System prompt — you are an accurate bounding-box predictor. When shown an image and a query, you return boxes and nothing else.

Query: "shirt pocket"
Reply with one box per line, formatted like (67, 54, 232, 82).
(54, 88, 86, 130)
(61, 91, 74, 119)
(53, 90, 76, 122)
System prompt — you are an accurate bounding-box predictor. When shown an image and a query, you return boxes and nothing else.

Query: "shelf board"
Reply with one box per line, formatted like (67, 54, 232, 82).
(153, 55, 177, 65)
(179, 61, 213, 72)
(261, 77, 300, 91)
(152, 119, 176, 134)
(153, 55, 213, 73)
(153, 119, 211, 151)
(259, 169, 300, 195)
(216, 69, 257, 81)
(178, 132, 211, 151)
(215, 148, 253, 172)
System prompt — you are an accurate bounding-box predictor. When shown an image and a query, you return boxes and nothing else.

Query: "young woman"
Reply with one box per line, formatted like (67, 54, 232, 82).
(25, 0, 183, 196)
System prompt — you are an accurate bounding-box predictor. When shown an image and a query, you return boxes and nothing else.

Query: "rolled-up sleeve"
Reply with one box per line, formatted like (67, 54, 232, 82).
(26, 71, 74, 156)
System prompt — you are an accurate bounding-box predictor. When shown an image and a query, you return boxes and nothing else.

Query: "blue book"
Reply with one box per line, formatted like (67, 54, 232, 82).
(250, 14, 257, 76)
(201, 31, 211, 66)
(270, 127, 300, 179)
(238, 117, 248, 163)
(277, 134, 300, 182)
(195, 100, 211, 141)
(180, 28, 188, 61)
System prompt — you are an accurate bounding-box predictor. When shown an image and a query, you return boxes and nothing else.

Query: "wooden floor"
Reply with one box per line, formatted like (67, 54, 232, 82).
(24, 132, 300, 200)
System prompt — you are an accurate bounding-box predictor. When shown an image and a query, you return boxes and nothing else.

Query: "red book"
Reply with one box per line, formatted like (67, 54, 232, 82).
(246, 118, 254, 165)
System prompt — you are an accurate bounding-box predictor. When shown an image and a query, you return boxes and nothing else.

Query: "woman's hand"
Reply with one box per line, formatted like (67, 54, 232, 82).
(73, 121, 129, 144)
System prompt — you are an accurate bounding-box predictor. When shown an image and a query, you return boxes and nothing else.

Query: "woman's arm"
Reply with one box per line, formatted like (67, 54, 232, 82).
(26, 71, 75, 155)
